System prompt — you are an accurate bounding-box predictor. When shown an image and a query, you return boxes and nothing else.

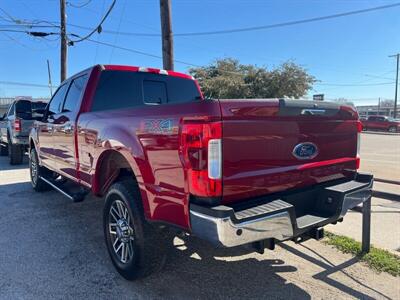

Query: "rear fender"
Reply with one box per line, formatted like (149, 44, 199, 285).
(91, 127, 152, 218)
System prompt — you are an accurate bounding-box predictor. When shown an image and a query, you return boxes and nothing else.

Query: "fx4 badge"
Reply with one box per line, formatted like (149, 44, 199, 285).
(292, 142, 318, 160)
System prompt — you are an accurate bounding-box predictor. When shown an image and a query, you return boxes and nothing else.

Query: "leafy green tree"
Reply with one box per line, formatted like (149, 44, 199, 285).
(189, 58, 315, 99)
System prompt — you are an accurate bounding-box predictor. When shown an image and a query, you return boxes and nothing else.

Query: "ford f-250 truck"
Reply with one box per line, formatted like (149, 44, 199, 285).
(29, 65, 373, 280)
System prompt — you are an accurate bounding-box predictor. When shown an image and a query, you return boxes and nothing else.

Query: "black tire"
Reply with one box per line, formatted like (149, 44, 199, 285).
(8, 141, 23, 165)
(0, 144, 8, 156)
(30, 148, 50, 192)
(103, 180, 168, 280)
(388, 126, 397, 133)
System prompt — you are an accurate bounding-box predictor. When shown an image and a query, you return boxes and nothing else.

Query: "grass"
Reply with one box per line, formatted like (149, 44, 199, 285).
(324, 232, 400, 277)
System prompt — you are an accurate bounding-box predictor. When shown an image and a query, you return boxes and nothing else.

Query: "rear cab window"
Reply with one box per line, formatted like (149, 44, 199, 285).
(91, 70, 201, 112)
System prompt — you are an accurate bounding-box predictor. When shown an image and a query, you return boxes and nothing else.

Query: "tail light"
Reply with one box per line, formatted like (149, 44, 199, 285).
(179, 120, 222, 198)
(356, 120, 362, 169)
(14, 119, 21, 132)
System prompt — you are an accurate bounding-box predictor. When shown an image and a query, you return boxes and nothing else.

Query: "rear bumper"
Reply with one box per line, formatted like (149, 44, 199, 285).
(190, 173, 373, 247)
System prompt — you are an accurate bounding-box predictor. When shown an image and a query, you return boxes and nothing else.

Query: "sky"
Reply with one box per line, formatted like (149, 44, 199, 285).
(0, 0, 399, 106)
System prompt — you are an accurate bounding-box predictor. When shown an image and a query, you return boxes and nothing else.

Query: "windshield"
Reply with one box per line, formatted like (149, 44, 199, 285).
(32, 102, 47, 111)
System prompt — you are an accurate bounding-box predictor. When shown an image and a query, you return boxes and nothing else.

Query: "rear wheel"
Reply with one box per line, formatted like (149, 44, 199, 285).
(103, 180, 168, 280)
(8, 140, 23, 165)
(30, 148, 50, 192)
(0, 144, 8, 156)
(388, 126, 397, 133)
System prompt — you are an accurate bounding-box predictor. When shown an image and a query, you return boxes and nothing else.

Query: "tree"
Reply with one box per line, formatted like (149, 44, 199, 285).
(189, 58, 315, 99)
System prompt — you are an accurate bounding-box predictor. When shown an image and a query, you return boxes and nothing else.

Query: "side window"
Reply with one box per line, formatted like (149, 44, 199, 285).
(62, 75, 88, 113)
(7, 103, 15, 117)
(48, 84, 68, 115)
(143, 80, 167, 104)
(368, 116, 376, 121)
(91, 71, 142, 112)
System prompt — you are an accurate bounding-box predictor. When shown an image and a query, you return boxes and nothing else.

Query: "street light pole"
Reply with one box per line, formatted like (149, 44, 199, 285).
(389, 53, 399, 118)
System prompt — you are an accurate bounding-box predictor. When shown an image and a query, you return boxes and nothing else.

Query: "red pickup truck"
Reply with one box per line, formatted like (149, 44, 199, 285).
(361, 115, 400, 132)
(29, 65, 373, 280)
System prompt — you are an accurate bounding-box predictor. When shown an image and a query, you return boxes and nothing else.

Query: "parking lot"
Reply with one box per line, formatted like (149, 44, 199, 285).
(0, 132, 398, 299)
(360, 132, 400, 182)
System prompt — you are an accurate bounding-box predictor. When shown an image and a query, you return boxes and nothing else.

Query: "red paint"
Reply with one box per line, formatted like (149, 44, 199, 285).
(30, 65, 361, 231)
(219, 99, 360, 203)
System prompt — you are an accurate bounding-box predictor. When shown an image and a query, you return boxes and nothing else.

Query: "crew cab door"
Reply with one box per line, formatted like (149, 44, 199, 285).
(52, 74, 88, 180)
(37, 84, 69, 170)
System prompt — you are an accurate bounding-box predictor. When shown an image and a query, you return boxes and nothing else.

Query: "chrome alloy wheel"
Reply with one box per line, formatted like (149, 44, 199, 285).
(108, 200, 135, 264)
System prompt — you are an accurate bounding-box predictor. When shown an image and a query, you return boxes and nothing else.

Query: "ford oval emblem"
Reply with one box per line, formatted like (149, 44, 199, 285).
(292, 142, 318, 160)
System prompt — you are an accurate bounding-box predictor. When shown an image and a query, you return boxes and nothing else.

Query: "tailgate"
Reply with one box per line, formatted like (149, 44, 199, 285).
(220, 99, 360, 204)
(17, 119, 34, 137)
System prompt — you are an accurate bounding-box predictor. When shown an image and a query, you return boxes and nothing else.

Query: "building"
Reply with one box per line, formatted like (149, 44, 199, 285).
(356, 104, 400, 118)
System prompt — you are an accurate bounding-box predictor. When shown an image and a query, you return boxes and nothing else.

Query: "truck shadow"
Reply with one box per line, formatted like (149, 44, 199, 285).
(280, 243, 392, 300)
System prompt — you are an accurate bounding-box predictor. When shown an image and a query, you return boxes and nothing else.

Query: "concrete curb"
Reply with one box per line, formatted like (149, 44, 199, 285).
(375, 178, 400, 185)
(361, 131, 400, 136)
(372, 190, 400, 202)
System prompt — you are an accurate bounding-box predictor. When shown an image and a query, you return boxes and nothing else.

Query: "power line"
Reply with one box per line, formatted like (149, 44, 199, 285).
(67, 0, 92, 8)
(172, 2, 400, 37)
(109, 0, 127, 63)
(63, 2, 400, 37)
(0, 81, 55, 88)
(68, 0, 116, 45)
(315, 81, 395, 87)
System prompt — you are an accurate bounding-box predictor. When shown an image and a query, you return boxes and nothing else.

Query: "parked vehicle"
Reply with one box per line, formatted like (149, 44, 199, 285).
(29, 65, 373, 280)
(0, 99, 44, 164)
(361, 115, 400, 132)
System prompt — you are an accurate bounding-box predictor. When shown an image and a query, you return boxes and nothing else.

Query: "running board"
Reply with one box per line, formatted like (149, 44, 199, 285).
(39, 176, 87, 202)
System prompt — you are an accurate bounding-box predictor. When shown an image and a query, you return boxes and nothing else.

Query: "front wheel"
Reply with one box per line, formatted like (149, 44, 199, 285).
(388, 126, 397, 133)
(103, 180, 167, 280)
(0, 144, 8, 156)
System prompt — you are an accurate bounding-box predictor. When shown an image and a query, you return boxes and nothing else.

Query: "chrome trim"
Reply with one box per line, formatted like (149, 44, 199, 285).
(190, 177, 373, 248)
(190, 210, 293, 247)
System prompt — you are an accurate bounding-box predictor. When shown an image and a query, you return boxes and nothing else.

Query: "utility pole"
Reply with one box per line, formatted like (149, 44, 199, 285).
(47, 59, 53, 97)
(378, 97, 380, 114)
(60, 0, 67, 82)
(389, 53, 399, 118)
(159, 0, 174, 70)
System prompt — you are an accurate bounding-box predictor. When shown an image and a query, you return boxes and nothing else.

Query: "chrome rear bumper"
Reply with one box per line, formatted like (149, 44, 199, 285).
(190, 173, 373, 248)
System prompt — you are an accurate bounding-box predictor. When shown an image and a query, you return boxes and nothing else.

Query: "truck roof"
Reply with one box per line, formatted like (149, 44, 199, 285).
(102, 65, 195, 80)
